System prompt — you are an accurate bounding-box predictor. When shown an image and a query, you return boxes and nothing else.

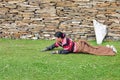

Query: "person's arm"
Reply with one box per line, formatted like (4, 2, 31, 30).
(41, 43, 59, 51)
(51, 50, 70, 54)
(58, 50, 70, 54)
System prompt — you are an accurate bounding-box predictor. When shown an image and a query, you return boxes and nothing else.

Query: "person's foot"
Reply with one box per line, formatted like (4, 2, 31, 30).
(106, 44, 110, 48)
(41, 48, 48, 52)
(51, 51, 59, 54)
(110, 45, 117, 53)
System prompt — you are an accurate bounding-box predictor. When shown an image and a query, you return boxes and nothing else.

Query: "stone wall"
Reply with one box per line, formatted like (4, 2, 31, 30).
(0, 0, 120, 40)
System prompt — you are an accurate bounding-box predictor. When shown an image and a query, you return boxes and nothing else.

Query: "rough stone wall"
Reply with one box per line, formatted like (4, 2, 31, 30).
(0, 0, 120, 40)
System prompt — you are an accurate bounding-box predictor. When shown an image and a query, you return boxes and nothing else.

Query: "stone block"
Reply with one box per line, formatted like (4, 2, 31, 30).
(35, 7, 56, 15)
(9, 9, 19, 13)
(5, 4, 17, 8)
(0, 8, 9, 14)
(111, 13, 120, 17)
(57, 1, 78, 7)
(73, 0, 90, 1)
(8, 0, 26, 4)
(110, 2, 118, 7)
(96, 2, 110, 7)
(116, 9, 120, 13)
(22, 19, 32, 24)
(4, 0, 25, 2)
(0, 3, 4, 7)
(15, 21, 29, 26)
(109, 19, 119, 24)
(39, 0, 61, 3)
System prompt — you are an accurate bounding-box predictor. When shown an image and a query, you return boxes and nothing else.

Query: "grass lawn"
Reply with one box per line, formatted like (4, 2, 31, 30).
(0, 39, 120, 80)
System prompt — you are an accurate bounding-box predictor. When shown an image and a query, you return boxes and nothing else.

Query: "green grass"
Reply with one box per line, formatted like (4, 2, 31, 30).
(0, 39, 120, 80)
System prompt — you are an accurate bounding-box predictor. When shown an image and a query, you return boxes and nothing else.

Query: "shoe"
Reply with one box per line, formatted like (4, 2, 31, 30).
(110, 45, 117, 53)
(106, 44, 110, 48)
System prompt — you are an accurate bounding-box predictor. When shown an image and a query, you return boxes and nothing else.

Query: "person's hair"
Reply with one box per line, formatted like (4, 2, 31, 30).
(54, 31, 65, 39)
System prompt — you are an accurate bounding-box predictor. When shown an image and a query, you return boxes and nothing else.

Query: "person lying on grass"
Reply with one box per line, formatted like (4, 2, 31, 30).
(41, 31, 117, 56)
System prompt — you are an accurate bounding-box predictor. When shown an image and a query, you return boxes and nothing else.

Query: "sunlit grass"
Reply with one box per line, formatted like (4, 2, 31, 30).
(0, 39, 120, 80)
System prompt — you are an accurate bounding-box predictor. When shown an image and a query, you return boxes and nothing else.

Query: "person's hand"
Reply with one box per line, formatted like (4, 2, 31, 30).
(41, 48, 48, 52)
(51, 51, 59, 54)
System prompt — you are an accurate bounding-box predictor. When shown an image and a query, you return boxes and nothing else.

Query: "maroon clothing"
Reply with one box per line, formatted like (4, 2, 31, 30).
(46, 37, 74, 54)
(54, 37, 74, 52)
(47, 38, 115, 55)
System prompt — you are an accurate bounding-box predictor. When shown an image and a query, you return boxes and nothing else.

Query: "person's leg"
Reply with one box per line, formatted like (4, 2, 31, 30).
(75, 40, 116, 56)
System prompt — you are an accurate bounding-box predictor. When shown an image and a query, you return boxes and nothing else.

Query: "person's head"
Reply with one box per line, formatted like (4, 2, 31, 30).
(54, 31, 66, 42)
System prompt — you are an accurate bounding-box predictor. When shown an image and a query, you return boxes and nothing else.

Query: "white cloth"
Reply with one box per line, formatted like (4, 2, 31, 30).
(93, 20, 107, 44)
